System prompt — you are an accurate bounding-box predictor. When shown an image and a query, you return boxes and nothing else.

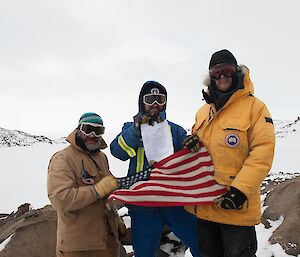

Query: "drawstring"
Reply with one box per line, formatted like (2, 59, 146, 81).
(88, 154, 102, 176)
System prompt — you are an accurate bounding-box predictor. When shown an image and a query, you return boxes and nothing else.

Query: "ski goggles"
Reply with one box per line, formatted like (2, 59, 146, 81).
(209, 63, 236, 80)
(143, 93, 166, 105)
(79, 123, 105, 137)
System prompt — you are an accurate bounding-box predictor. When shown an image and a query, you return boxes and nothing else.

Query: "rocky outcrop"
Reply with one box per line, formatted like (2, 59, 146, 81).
(0, 205, 57, 257)
(261, 176, 300, 256)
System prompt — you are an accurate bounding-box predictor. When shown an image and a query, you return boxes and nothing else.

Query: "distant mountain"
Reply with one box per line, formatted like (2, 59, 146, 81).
(274, 116, 300, 138)
(0, 127, 65, 147)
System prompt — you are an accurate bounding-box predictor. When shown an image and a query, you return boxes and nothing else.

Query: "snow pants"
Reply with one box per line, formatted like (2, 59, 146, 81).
(129, 206, 201, 257)
(197, 219, 257, 257)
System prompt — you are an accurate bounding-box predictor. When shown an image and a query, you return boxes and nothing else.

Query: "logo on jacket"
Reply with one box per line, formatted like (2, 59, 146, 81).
(225, 134, 240, 148)
(81, 170, 95, 185)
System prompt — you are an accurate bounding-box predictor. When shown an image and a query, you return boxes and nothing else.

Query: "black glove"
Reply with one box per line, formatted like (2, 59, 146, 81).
(183, 135, 201, 152)
(214, 187, 247, 210)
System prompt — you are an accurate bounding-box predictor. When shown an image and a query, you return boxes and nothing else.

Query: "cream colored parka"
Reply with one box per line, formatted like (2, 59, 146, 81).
(47, 130, 122, 252)
(185, 66, 275, 226)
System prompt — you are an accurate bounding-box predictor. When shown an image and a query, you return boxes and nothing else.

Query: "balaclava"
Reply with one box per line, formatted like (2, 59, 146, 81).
(138, 81, 167, 115)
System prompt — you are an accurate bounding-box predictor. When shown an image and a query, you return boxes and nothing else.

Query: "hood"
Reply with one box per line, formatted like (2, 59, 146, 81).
(137, 81, 167, 115)
(203, 65, 254, 97)
(202, 65, 254, 109)
(66, 129, 107, 153)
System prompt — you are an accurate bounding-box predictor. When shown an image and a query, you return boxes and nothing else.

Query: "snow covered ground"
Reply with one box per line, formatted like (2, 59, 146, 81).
(0, 119, 299, 256)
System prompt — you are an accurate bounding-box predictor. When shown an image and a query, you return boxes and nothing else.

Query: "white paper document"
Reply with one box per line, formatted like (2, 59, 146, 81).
(141, 120, 174, 162)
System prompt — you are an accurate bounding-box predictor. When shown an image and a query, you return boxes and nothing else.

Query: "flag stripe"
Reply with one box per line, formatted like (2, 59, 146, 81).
(156, 151, 210, 170)
(112, 188, 227, 198)
(151, 162, 214, 177)
(132, 179, 220, 191)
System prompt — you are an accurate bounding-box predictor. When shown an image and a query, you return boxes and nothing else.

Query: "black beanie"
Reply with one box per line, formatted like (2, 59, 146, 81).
(209, 49, 238, 69)
(138, 81, 167, 114)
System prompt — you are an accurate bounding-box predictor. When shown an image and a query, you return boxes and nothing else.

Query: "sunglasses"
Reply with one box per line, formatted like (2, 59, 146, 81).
(209, 64, 236, 81)
(79, 123, 105, 137)
(143, 93, 166, 106)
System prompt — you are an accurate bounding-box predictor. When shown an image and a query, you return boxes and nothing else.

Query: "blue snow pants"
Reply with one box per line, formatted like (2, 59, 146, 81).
(129, 206, 200, 257)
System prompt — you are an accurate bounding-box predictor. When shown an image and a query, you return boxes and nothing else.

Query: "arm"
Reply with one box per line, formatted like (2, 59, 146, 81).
(110, 122, 142, 161)
(169, 122, 187, 151)
(231, 100, 275, 197)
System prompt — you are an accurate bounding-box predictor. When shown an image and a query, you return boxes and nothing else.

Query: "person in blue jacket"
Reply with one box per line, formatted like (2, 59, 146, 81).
(110, 81, 200, 257)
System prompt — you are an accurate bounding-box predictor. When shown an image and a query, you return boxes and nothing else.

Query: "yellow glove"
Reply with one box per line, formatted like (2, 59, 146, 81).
(93, 175, 118, 198)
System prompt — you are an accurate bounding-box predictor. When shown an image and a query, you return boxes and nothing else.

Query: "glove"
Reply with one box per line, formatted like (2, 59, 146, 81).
(142, 113, 163, 126)
(214, 187, 247, 210)
(134, 112, 163, 129)
(93, 175, 118, 198)
(183, 135, 201, 152)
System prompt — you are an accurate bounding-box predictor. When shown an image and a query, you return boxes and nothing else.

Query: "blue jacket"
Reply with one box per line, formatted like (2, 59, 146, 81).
(110, 117, 187, 176)
(110, 114, 187, 214)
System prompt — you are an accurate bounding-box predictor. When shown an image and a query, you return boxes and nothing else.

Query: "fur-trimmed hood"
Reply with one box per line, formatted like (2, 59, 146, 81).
(203, 65, 250, 88)
(201, 65, 254, 111)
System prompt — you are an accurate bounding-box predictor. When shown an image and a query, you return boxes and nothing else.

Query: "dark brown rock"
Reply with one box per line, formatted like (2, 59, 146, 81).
(262, 176, 300, 256)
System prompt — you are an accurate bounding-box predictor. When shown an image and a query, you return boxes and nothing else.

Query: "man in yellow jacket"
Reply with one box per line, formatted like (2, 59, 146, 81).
(185, 50, 275, 257)
(48, 112, 124, 257)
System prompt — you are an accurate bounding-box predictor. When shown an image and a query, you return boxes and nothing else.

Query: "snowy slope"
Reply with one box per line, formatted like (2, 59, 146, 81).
(0, 127, 65, 147)
(271, 117, 300, 174)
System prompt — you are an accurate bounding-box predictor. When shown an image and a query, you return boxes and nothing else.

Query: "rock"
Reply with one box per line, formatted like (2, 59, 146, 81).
(262, 176, 300, 256)
(0, 205, 57, 257)
(0, 205, 129, 257)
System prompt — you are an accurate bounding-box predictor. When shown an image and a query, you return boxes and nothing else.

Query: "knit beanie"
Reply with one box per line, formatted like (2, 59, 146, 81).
(138, 81, 167, 114)
(78, 112, 103, 126)
(209, 49, 238, 69)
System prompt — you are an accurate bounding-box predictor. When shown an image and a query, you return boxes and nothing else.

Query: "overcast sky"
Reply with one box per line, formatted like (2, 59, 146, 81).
(1, 0, 299, 137)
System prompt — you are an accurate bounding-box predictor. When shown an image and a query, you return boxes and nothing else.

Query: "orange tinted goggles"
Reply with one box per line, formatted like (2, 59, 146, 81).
(209, 64, 236, 80)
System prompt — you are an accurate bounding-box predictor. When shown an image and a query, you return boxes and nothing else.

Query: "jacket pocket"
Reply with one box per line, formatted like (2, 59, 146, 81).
(212, 118, 250, 170)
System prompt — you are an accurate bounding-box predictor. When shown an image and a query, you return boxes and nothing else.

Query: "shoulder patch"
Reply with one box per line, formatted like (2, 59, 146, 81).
(265, 117, 273, 124)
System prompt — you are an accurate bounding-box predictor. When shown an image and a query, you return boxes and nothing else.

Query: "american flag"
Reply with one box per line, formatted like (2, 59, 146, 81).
(109, 146, 227, 206)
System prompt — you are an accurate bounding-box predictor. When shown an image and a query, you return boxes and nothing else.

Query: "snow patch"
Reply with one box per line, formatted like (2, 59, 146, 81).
(0, 234, 14, 252)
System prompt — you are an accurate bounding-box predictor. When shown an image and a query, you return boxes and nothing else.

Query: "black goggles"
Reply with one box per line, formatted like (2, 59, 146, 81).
(79, 123, 105, 137)
(143, 93, 166, 105)
(209, 63, 236, 81)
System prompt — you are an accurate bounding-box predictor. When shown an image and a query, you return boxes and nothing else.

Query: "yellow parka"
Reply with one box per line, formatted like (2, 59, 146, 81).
(185, 66, 275, 226)
(47, 130, 123, 252)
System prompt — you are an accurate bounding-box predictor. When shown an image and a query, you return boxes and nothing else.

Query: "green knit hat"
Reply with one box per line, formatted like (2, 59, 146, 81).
(78, 112, 103, 126)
